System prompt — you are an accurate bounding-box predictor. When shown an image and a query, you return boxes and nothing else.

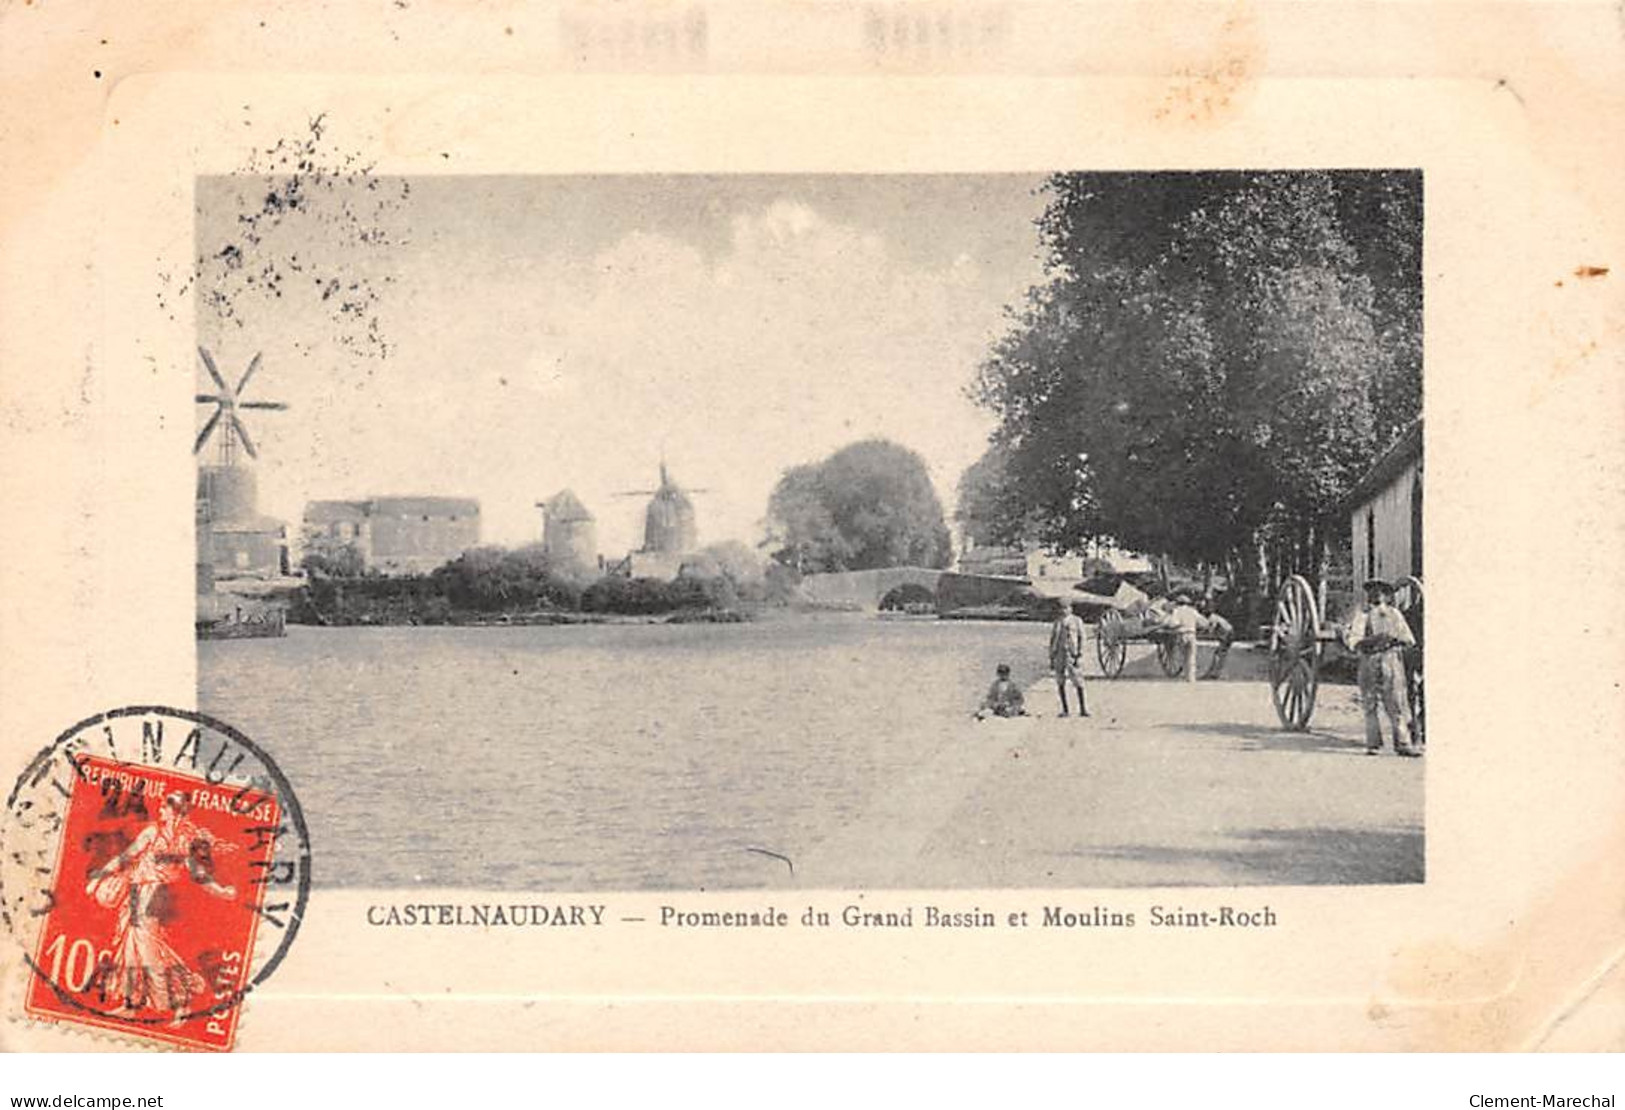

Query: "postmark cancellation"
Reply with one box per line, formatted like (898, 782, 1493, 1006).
(0, 707, 310, 1051)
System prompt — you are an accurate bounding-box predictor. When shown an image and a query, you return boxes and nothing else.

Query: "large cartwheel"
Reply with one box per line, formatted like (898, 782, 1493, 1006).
(1269, 573, 1426, 732)
(1269, 575, 1323, 730)
(1155, 635, 1185, 677)
(1096, 609, 1128, 677)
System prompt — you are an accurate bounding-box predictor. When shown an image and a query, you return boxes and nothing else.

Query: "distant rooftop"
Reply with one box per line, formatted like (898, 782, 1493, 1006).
(304, 497, 481, 521)
(544, 489, 594, 522)
(368, 496, 480, 518)
(304, 500, 367, 524)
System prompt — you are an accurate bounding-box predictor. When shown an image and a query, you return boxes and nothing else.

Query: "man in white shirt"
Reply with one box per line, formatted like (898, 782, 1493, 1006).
(1344, 579, 1419, 756)
(1167, 593, 1203, 684)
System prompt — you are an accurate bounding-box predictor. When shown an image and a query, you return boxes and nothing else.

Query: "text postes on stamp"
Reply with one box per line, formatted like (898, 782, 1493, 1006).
(0, 707, 310, 1051)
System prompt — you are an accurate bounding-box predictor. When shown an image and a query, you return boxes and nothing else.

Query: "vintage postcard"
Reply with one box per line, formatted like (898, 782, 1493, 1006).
(0, 1, 1620, 1052)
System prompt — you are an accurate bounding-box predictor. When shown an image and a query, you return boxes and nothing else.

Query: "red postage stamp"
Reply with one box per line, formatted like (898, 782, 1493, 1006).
(2, 707, 310, 1052)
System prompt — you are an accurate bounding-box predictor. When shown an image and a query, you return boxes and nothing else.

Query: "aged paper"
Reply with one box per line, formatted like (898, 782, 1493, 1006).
(1, 0, 1621, 1051)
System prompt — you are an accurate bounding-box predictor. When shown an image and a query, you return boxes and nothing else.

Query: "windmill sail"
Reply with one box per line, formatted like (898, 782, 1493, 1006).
(194, 348, 286, 465)
(194, 409, 223, 456)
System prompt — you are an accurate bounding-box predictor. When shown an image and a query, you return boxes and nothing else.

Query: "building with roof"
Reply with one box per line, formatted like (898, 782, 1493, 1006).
(197, 465, 288, 579)
(539, 489, 598, 573)
(1347, 420, 1423, 584)
(957, 544, 1095, 581)
(303, 496, 481, 575)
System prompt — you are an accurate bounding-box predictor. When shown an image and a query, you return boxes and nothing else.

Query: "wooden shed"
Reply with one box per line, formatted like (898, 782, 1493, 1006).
(1347, 420, 1423, 584)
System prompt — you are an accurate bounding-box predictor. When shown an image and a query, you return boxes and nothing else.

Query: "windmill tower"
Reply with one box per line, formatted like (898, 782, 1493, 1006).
(195, 347, 290, 578)
(614, 460, 705, 556)
(610, 459, 712, 579)
(535, 489, 598, 573)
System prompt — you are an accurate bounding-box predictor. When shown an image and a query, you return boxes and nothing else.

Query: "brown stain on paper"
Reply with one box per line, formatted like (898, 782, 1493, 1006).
(1149, 1, 1262, 127)
(1376, 818, 1625, 1050)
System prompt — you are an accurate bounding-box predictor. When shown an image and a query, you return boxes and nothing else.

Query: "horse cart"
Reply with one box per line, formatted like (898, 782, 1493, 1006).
(1094, 607, 1225, 680)
(1267, 573, 1424, 734)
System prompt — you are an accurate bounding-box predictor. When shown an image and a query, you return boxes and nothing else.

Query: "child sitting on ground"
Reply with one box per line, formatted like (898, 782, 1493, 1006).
(975, 663, 1028, 720)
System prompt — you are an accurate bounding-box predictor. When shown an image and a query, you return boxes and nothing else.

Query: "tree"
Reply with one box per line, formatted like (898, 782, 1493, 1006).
(300, 540, 366, 578)
(766, 439, 952, 572)
(973, 170, 1421, 600)
(681, 541, 768, 600)
(431, 545, 581, 612)
(956, 444, 1042, 549)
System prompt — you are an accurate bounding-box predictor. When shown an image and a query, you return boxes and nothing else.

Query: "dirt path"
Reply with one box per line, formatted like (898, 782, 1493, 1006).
(807, 641, 1424, 889)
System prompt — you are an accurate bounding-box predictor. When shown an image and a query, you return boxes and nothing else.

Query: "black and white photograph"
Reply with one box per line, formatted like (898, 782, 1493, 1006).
(192, 159, 1426, 893)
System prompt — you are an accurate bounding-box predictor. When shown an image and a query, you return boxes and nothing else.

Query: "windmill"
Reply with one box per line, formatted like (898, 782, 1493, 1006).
(195, 347, 288, 466)
(194, 347, 292, 587)
(613, 459, 711, 555)
(534, 489, 598, 570)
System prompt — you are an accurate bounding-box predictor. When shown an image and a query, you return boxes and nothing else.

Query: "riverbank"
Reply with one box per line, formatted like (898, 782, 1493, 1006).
(293, 606, 752, 628)
(287, 569, 764, 627)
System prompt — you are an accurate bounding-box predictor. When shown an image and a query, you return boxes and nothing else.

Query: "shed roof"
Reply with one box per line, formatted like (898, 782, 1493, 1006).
(365, 496, 481, 518)
(1345, 420, 1422, 512)
(304, 500, 367, 524)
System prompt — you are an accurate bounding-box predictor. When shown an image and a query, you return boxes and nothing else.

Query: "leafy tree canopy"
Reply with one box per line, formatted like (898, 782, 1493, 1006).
(973, 171, 1421, 576)
(766, 439, 952, 573)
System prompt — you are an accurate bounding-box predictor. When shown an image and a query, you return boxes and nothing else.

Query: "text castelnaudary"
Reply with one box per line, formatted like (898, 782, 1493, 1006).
(368, 903, 605, 927)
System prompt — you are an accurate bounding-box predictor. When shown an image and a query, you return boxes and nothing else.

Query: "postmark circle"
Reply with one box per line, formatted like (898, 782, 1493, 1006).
(0, 706, 311, 1048)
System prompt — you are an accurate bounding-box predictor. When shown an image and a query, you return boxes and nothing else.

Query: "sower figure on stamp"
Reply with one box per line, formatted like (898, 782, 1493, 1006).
(1048, 598, 1089, 717)
(1344, 578, 1420, 757)
(83, 792, 239, 1024)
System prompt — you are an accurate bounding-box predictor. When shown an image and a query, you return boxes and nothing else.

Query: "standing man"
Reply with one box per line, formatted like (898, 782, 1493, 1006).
(1168, 593, 1203, 684)
(1197, 596, 1235, 679)
(1048, 598, 1089, 717)
(1345, 579, 1419, 756)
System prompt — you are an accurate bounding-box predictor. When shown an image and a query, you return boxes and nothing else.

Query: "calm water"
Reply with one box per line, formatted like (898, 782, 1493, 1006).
(199, 615, 1043, 891)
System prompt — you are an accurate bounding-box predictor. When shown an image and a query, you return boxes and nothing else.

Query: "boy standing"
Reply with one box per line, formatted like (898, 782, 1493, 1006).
(1048, 599, 1090, 717)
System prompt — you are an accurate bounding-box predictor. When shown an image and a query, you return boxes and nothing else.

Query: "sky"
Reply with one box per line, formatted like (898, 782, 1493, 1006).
(196, 174, 1051, 557)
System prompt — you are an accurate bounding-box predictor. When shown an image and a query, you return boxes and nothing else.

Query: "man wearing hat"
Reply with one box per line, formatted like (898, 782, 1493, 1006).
(1167, 592, 1204, 684)
(1345, 579, 1419, 756)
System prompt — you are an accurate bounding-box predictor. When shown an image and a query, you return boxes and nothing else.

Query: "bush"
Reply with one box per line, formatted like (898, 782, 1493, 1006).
(681, 541, 766, 596)
(879, 582, 937, 611)
(580, 573, 740, 615)
(289, 572, 446, 625)
(431, 545, 582, 612)
(581, 576, 674, 615)
(301, 543, 367, 579)
(762, 562, 802, 605)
